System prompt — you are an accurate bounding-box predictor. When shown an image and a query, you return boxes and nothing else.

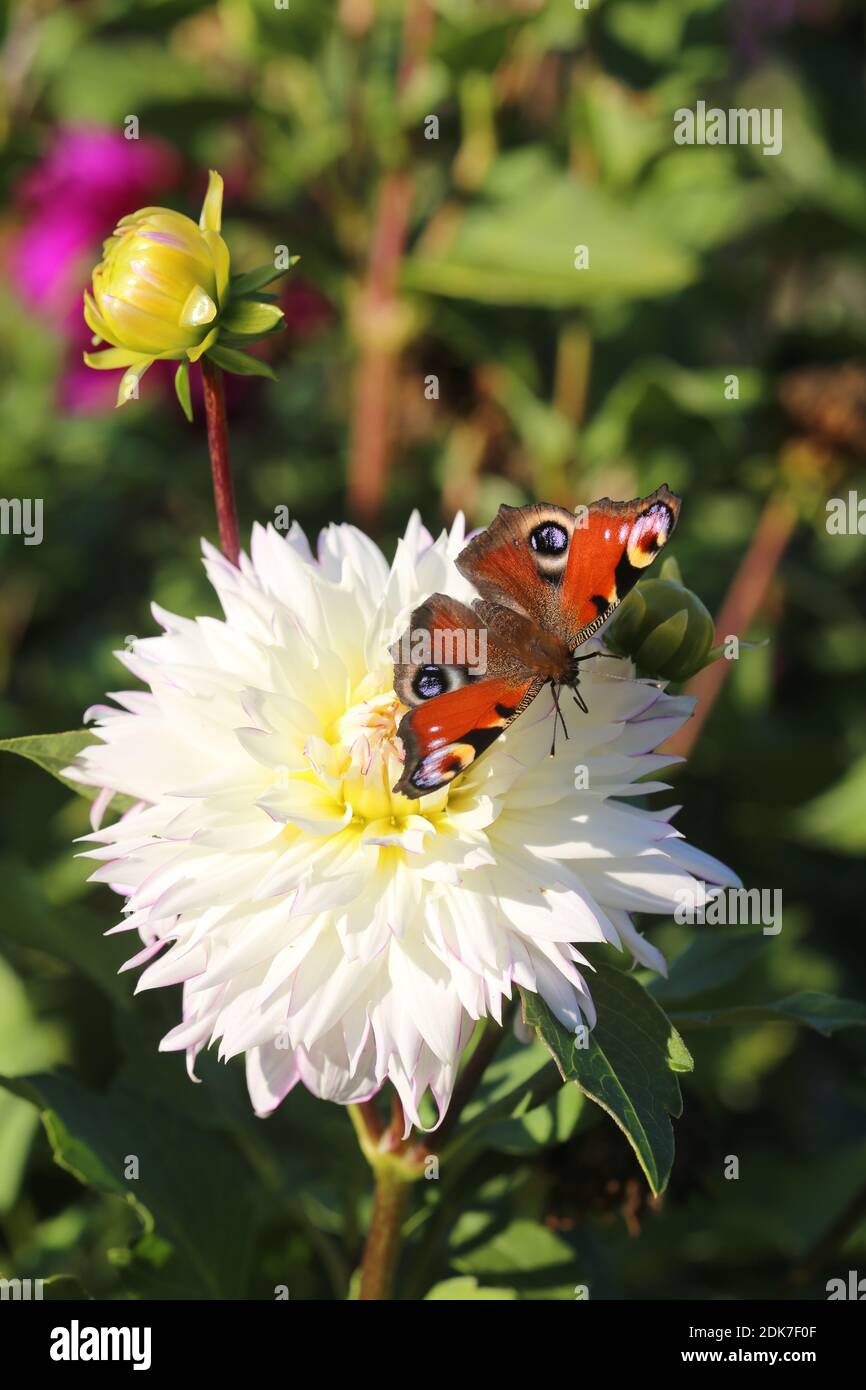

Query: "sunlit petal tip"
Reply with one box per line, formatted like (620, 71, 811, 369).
(186, 326, 219, 363)
(180, 285, 217, 329)
(199, 169, 224, 233)
(83, 348, 139, 370)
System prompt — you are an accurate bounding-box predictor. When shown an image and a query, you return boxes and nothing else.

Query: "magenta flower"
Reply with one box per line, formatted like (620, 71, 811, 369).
(12, 126, 182, 313)
(10, 126, 181, 411)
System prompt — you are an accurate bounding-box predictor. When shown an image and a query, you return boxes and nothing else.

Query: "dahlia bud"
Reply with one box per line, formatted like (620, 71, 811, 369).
(88, 212, 224, 356)
(604, 557, 716, 682)
(83, 170, 292, 415)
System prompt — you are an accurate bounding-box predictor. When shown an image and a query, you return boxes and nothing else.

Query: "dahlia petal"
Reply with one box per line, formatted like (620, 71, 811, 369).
(256, 780, 351, 834)
(606, 908, 669, 976)
(246, 1043, 301, 1117)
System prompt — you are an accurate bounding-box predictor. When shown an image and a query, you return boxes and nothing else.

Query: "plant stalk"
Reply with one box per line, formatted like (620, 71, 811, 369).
(662, 489, 797, 760)
(201, 357, 241, 567)
(358, 1163, 413, 1300)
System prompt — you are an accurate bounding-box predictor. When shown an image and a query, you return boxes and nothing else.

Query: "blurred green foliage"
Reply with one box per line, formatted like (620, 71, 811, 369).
(1, 0, 865, 1301)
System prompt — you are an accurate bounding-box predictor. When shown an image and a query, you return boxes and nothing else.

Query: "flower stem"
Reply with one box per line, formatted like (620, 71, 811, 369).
(201, 357, 240, 567)
(358, 1162, 412, 1300)
(346, 0, 434, 529)
(662, 489, 797, 760)
(349, 1097, 426, 1300)
(352, 1098, 386, 1150)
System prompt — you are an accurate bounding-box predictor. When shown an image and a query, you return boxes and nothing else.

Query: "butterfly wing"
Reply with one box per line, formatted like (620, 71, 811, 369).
(392, 487, 681, 797)
(391, 593, 542, 799)
(456, 485, 681, 649)
(560, 486, 682, 646)
(455, 501, 577, 629)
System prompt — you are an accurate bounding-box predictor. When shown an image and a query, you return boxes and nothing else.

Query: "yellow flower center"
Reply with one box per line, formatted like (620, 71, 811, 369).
(333, 691, 410, 822)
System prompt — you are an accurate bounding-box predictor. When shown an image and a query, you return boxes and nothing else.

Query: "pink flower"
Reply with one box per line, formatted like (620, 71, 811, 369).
(10, 126, 181, 411)
(13, 126, 182, 313)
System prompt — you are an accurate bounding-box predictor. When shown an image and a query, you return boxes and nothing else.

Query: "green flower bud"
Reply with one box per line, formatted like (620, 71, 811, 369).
(604, 559, 716, 681)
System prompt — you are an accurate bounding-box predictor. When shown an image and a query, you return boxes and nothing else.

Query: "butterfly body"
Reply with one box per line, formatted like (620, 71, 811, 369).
(392, 486, 681, 799)
(477, 600, 575, 685)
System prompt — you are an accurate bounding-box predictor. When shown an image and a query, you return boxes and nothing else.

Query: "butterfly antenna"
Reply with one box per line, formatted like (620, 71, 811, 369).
(549, 682, 569, 755)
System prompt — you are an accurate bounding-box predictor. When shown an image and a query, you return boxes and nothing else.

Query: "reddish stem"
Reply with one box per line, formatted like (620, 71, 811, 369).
(355, 1098, 387, 1148)
(358, 1166, 411, 1301)
(347, 173, 414, 528)
(346, 0, 434, 529)
(201, 357, 240, 567)
(662, 491, 798, 760)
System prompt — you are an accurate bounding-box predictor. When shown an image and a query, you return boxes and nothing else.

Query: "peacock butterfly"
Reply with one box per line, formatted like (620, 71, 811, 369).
(391, 485, 681, 799)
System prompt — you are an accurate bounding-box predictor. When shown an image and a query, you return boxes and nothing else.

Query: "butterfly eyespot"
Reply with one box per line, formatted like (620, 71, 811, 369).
(410, 743, 475, 791)
(530, 522, 569, 556)
(413, 664, 447, 700)
(626, 503, 673, 568)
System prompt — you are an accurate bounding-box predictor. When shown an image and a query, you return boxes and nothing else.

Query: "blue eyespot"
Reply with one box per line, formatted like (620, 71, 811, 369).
(530, 522, 568, 556)
(413, 665, 447, 699)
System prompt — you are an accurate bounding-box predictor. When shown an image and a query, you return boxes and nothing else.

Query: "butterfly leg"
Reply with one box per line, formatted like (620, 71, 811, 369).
(549, 682, 570, 756)
(571, 685, 589, 714)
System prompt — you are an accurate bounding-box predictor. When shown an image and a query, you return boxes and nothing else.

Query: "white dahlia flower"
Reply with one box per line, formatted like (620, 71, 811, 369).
(66, 514, 737, 1130)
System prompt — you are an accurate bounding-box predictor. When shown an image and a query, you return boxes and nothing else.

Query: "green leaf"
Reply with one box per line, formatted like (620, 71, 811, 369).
(174, 360, 193, 422)
(2, 1068, 258, 1299)
(425, 1276, 518, 1300)
(582, 358, 765, 464)
(794, 753, 866, 855)
(481, 1077, 584, 1156)
(668, 992, 866, 1037)
(446, 1026, 585, 1157)
(403, 151, 696, 307)
(0, 953, 68, 1076)
(650, 928, 768, 1006)
(0, 730, 96, 790)
(206, 345, 277, 380)
(446, 1030, 564, 1161)
(222, 300, 285, 337)
(41, 1274, 90, 1300)
(0, 730, 136, 816)
(0, 1088, 39, 1212)
(0, 859, 132, 1009)
(739, 63, 866, 233)
(450, 1216, 578, 1299)
(230, 259, 298, 296)
(605, 0, 714, 62)
(520, 963, 693, 1195)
